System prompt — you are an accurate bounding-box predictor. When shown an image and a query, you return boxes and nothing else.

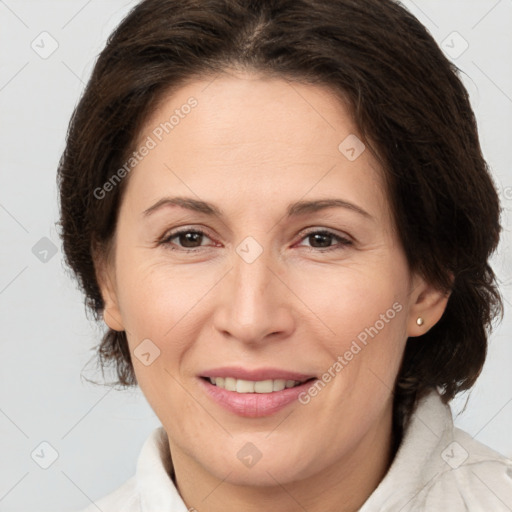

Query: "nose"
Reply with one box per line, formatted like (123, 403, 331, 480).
(212, 242, 296, 345)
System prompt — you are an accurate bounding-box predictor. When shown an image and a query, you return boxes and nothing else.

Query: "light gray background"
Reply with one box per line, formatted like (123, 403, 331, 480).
(1, 1, 511, 511)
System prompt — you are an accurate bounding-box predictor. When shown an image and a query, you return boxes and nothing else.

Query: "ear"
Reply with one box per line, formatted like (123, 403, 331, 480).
(93, 242, 125, 332)
(407, 273, 452, 337)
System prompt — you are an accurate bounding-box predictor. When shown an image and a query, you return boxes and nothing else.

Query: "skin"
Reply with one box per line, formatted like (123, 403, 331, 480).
(96, 70, 450, 512)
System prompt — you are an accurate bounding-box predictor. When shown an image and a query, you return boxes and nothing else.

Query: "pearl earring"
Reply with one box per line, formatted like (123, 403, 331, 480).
(416, 317, 424, 326)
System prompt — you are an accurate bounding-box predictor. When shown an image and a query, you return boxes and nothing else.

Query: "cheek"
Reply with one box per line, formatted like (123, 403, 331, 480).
(289, 263, 410, 405)
(115, 255, 215, 339)
(288, 263, 408, 349)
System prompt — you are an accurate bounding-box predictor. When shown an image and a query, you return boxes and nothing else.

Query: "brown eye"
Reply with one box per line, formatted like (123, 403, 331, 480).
(161, 228, 212, 251)
(297, 229, 352, 252)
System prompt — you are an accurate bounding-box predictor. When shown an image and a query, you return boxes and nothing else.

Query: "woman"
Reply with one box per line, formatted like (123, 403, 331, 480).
(59, 0, 512, 510)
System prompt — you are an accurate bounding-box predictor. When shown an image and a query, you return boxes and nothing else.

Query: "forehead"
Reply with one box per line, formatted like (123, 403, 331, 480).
(125, 71, 388, 222)
(140, 71, 357, 155)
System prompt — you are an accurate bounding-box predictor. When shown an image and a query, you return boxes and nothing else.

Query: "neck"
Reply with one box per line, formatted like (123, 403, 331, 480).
(168, 404, 397, 512)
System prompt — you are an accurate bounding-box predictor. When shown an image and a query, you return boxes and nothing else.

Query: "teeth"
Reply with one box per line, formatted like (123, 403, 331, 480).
(237, 379, 255, 393)
(254, 380, 272, 393)
(208, 377, 304, 393)
(224, 377, 236, 391)
(273, 379, 286, 392)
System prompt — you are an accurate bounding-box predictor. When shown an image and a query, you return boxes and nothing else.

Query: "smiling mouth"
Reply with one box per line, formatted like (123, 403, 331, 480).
(201, 376, 316, 393)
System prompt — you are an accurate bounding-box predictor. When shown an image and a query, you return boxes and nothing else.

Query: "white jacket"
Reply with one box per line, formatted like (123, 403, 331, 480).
(76, 390, 512, 511)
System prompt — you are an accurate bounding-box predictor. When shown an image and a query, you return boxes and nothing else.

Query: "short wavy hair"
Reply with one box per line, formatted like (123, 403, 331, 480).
(57, 0, 503, 437)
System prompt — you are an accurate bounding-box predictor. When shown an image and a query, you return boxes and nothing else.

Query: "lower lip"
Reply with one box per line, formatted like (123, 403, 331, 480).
(198, 377, 317, 418)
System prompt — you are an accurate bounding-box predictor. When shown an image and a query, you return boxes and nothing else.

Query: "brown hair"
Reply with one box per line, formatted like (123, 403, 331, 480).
(57, 0, 503, 437)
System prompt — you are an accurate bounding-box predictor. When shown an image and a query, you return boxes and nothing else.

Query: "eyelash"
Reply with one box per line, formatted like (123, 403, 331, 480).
(159, 227, 353, 253)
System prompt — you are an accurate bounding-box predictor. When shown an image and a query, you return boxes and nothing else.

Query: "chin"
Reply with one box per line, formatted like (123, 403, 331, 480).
(214, 461, 304, 488)
(191, 439, 317, 487)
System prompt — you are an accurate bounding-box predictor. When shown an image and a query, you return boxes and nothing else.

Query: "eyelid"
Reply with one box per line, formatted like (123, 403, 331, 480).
(159, 226, 215, 248)
(158, 225, 354, 253)
(297, 226, 353, 243)
(293, 227, 353, 251)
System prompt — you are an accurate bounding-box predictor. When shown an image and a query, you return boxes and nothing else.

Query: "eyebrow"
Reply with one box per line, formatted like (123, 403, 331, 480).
(142, 196, 372, 220)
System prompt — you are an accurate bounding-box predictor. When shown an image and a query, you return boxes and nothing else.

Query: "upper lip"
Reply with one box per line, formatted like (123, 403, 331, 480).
(200, 367, 317, 382)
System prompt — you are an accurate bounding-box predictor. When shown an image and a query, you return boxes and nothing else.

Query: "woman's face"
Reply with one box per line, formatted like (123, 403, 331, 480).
(98, 71, 447, 486)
